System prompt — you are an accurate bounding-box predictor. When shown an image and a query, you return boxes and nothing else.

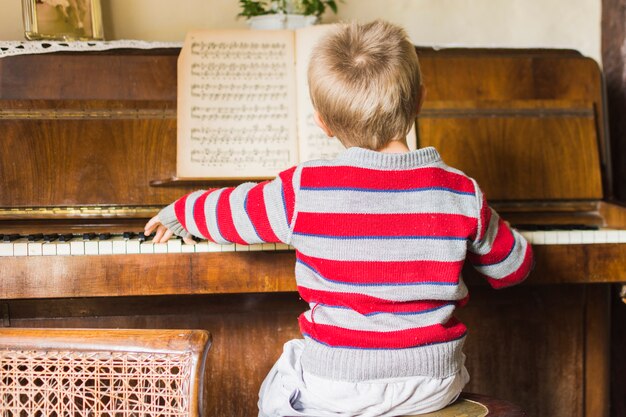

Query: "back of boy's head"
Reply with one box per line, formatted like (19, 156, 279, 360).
(308, 20, 422, 150)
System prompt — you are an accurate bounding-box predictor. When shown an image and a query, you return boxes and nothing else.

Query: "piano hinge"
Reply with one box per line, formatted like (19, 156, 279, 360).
(1, 304, 10, 328)
(0, 108, 176, 120)
(0, 206, 162, 219)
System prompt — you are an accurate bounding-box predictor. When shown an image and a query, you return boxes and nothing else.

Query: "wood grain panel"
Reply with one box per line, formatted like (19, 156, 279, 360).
(418, 101, 603, 200)
(4, 286, 588, 417)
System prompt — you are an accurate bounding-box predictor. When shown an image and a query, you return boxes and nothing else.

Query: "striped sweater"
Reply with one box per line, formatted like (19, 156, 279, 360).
(158, 146, 534, 381)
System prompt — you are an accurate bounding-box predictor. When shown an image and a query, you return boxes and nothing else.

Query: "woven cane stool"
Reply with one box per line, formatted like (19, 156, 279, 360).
(0, 328, 211, 417)
(402, 393, 526, 417)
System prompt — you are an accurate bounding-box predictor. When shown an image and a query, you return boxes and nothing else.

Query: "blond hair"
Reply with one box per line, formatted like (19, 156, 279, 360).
(308, 20, 422, 150)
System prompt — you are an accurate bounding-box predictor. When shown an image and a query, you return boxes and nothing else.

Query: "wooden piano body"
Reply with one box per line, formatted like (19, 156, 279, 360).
(0, 48, 625, 417)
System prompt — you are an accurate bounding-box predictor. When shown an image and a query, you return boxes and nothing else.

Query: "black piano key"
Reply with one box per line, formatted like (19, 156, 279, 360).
(98, 233, 111, 240)
(59, 233, 74, 242)
(122, 231, 136, 240)
(27, 233, 43, 242)
(82, 233, 96, 241)
(3, 234, 20, 242)
(43, 233, 59, 242)
(138, 232, 155, 242)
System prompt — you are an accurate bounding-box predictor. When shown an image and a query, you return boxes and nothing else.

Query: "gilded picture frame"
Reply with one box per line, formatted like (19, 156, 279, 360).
(22, 0, 104, 41)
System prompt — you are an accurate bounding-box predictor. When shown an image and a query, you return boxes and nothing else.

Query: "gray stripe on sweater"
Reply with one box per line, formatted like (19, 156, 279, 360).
(295, 263, 469, 302)
(184, 190, 208, 239)
(297, 189, 476, 216)
(264, 176, 291, 243)
(204, 188, 228, 244)
(229, 182, 264, 244)
(301, 336, 466, 380)
(292, 235, 467, 262)
(303, 304, 455, 332)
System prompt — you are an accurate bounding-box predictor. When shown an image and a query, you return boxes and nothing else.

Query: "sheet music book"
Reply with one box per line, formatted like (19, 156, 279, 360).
(177, 25, 415, 179)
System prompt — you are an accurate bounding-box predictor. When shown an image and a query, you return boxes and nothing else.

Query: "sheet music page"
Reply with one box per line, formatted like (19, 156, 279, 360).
(295, 24, 346, 162)
(177, 30, 298, 179)
(295, 25, 417, 161)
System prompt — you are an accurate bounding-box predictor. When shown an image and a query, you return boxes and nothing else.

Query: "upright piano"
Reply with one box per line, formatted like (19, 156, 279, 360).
(0, 47, 624, 417)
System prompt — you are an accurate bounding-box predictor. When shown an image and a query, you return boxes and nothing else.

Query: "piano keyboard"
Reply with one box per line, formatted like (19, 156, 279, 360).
(0, 229, 624, 257)
(0, 233, 293, 257)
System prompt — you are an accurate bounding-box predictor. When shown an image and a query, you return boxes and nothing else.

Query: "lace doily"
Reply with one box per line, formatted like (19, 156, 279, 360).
(0, 40, 183, 58)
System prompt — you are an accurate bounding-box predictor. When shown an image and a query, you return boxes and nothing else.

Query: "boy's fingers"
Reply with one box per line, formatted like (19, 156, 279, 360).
(144, 216, 160, 234)
(183, 235, 196, 245)
(153, 225, 166, 243)
(162, 229, 174, 243)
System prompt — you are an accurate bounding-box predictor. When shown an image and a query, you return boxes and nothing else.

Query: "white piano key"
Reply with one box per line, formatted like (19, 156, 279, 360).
(13, 241, 28, 256)
(249, 243, 265, 251)
(0, 243, 13, 256)
(153, 243, 168, 254)
(42, 243, 57, 256)
(276, 243, 290, 251)
(606, 230, 620, 243)
(56, 242, 71, 256)
(619, 230, 626, 243)
(84, 241, 99, 255)
(181, 243, 196, 253)
(28, 242, 43, 256)
(556, 231, 571, 245)
(234, 244, 249, 252)
(581, 230, 595, 244)
(140, 242, 154, 254)
(126, 240, 140, 254)
(70, 241, 85, 255)
(568, 230, 583, 245)
(221, 244, 236, 252)
(98, 241, 113, 255)
(195, 242, 210, 253)
(529, 231, 545, 245)
(207, 242, 222, 252)
(262, 243, 277, 251)
(167, 239, 182, 253)
(543, 231, 558, 245)
(112, 239, 127, 254)
(593, 230, 607, 244)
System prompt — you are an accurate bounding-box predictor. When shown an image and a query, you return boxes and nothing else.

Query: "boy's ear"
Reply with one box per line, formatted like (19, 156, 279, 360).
(415, 85, 426, 115)
(314, 111, 334, 137)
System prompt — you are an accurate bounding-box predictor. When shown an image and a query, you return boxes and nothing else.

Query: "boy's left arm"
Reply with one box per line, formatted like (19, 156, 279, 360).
(146, 167, 298, 245)
(467, 188, 534, 289)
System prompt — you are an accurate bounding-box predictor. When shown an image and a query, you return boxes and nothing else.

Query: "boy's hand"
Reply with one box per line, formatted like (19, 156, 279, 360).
(144, 215, 196, 245)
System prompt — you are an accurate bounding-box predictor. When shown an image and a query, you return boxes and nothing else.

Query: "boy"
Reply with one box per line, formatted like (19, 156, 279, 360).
(145, 20, 533, 417)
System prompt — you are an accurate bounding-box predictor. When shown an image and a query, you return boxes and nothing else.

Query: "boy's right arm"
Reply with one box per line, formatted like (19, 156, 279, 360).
(145, 167, 298, 245)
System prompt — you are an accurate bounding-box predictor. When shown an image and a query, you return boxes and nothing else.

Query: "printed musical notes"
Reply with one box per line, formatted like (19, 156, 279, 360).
(177, 29, 299, 178)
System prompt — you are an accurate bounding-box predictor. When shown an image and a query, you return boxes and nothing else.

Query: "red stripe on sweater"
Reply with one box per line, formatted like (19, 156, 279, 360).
(193, 191, 213, 241)
(174, 194, 189, 231)
(476, 194, 492, 242)
(216, 188, 246, 244)
(295, 212, 476, 238)
(487, 243, 534, 289)
(299, 316, 467, 349)
(297, 253, 463, 284)
(297, 286, 455, 315)
(279, 167, 297, 224)
(246, 181, 280, 242)
(300, 166, 474, 193)
(467, 218, 514, 266)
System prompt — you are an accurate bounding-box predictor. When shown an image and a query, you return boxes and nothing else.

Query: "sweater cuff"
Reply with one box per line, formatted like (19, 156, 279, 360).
(158, 203, 191, 239)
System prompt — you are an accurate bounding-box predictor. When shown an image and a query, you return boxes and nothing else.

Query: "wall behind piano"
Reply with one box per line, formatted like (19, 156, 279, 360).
(0, 0, 602, 63)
